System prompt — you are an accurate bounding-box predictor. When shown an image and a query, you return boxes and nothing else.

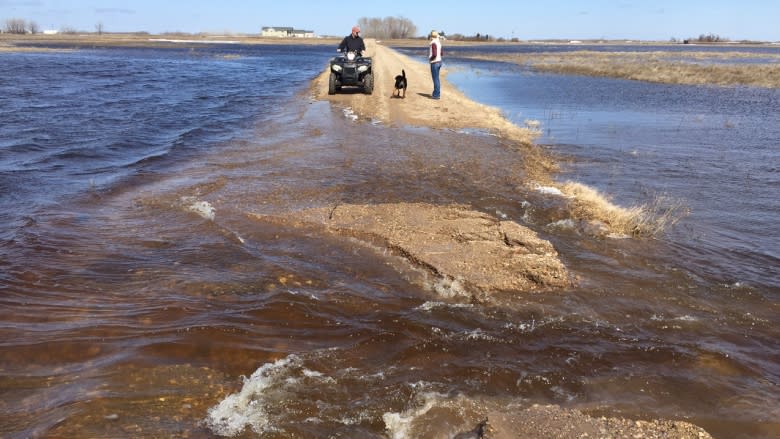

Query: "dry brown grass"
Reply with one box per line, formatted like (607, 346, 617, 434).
(465, 50, 780, 88)
(559, 181, 688, 237)
(1, 39, 73, 52)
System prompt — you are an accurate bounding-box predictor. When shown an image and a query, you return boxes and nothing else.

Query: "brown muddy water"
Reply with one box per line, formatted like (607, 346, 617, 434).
(1, 46, 778, 438)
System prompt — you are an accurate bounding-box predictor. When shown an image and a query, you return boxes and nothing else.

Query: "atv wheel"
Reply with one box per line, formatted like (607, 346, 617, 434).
(363, 73, 374, 95)
(328, 72, 337, 95)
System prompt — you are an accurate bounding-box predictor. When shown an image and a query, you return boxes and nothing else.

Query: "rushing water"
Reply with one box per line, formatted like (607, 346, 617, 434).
(439, 49, 780, 291)
(1, 43, 778, 438)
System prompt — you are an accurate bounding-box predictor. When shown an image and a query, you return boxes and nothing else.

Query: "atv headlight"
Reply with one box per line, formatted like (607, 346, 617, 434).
(357, 65, 368, 73)
(332, 64, 342, 72)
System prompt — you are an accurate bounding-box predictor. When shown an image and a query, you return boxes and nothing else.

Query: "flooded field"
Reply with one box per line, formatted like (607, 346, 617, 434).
(1, 43, 778, 438)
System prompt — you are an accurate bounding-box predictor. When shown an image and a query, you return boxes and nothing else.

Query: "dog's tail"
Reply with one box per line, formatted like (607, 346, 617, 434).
(402, 69, 406, 79)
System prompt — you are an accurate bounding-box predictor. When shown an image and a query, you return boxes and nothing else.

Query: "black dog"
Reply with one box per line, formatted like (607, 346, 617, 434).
(393, 69, 407, 98)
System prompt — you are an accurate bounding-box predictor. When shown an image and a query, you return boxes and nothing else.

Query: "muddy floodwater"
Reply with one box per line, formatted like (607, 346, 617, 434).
(1, 43, 778, 438)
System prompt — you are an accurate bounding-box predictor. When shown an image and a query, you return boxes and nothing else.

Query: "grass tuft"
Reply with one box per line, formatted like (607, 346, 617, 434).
(559, 181, 688, 237)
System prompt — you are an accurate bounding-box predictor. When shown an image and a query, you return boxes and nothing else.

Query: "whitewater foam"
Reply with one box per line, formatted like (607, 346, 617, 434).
(342, 107, 358, 121)
(205, 355, 300, 436)
(184, 197, 215, 221)
(535, 185, 566, 196)
(433, 276, 469, 298)
(382, 392, 445, 439)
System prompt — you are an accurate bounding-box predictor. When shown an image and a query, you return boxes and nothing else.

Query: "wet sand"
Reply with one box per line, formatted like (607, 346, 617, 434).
(250, 202, 570, 296)
(310, 39, 713, 439)
(302, 40, 572, 296)
(312, 41, 535, 141)
(310, 40, 554, 179)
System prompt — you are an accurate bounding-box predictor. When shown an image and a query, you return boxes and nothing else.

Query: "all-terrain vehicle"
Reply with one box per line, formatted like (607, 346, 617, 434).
(328, 51, 373, 95)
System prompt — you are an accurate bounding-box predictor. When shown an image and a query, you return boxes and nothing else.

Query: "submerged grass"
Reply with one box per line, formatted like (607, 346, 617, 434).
(559, 181, 689, 237)
(465, 50, 780, 88)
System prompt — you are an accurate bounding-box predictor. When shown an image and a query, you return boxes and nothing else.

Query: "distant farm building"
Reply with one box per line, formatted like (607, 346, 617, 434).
(261, 26, 315, 38)
(261, 26, 292, 37)
(291, 29, 315, 38)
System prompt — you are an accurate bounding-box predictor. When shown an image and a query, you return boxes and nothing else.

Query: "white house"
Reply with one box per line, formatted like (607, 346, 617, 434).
(291, 29, 315, 38)
(261, 27, 293, 37)
(261, 27, 314, 38)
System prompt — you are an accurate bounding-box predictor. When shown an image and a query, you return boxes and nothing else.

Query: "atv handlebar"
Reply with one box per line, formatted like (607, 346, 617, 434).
(338, 49, 363, 58)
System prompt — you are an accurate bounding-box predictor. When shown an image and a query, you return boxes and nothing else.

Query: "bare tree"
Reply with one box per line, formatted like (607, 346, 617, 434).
(4, 18, 27, 34)
(28, 20, 39, 34)
(96, 22, 104, 35)
(357, 17, 382, 37)
(357, 16, 417, 39)
(393, 17, 416, 39)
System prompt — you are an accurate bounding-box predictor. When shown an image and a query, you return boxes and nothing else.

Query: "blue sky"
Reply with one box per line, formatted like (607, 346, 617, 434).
(2, 0, 778, 41)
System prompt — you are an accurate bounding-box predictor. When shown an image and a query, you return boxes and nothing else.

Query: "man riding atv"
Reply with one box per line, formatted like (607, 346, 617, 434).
(338, 26, 366, 56)
(329, 26, 373, 94)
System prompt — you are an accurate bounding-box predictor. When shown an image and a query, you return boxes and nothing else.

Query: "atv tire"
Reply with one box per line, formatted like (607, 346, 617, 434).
(328, 72, 337, 95)
(363, 73, 374, 95)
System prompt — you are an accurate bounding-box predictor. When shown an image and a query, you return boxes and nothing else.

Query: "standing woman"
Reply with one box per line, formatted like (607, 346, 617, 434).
(428, 30, 443, 99)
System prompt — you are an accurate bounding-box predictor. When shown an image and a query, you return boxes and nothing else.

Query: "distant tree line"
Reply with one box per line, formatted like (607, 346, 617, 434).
(3, 18, 39, 34)
(450, 33, 493, 41)
(671, 33, 729, 44)
(2, 17, 109, 34)
(695, 33, 726, 43)
(357, 16, 417, 39)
